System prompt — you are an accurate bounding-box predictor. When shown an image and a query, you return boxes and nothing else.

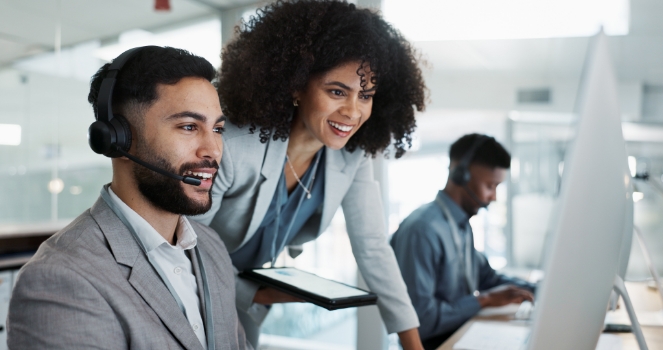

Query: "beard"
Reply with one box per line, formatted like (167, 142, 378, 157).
(132, 140, 218, 216)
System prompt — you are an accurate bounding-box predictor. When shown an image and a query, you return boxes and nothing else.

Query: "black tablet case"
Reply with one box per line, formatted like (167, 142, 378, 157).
(239, 268, 378, 310)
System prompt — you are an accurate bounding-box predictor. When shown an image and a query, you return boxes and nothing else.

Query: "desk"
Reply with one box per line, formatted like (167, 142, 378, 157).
(438, 282, 663, 350)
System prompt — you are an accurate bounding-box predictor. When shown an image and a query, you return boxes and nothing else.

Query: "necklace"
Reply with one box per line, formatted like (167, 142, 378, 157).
(286, 152, 320, 199)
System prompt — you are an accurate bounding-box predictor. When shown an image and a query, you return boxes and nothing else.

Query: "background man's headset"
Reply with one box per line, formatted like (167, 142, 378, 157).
(87, 46, 201, 186)
(450, 134, 493, 208)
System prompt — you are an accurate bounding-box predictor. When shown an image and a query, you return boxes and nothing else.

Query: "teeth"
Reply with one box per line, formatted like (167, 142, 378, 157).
(328, 121, 353, 132)
(184, 170, 213, 179)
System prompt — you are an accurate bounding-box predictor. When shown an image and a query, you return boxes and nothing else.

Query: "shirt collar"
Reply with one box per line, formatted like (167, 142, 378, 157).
(437, 190, 470, 227)
(105, 185, 198, 252)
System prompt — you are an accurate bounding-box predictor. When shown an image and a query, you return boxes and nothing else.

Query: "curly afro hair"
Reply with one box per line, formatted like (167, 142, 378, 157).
(218, 0, 427, 158)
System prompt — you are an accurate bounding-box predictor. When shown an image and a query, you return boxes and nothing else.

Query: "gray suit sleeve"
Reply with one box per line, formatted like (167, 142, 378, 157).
(233, 267, 269, 323)
(341, 156, 420, 334)
(8, 263, 124, 350)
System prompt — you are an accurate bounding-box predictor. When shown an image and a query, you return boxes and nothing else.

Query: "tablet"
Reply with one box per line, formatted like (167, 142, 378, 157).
(239, 267, 378, 310)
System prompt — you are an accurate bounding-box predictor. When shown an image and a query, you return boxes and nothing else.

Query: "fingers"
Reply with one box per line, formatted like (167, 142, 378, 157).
(254, 287, 305, 304)
(506, 287, 534, 303)
(521, 290, 534, 303)
(272, 288, 305, 302)
(479, 285, 535, 308)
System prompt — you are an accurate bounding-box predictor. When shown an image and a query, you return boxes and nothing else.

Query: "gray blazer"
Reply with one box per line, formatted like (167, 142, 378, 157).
(7, 197, 251, 350)
(193, 122, 419, 334)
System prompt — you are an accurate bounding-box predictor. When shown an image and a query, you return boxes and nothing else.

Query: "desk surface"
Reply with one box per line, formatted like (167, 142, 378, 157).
(438, 282, 663, 350)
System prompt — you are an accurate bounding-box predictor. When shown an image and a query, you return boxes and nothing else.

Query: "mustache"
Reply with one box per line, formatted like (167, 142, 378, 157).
(179, 159, 219, 174)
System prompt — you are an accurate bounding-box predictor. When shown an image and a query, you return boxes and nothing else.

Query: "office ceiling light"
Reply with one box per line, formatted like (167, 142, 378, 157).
(628, 156, 636, 177)
(48, 178, 65, 194)
(632, 191, 644, 202)
(383, 0, 629, 41)
(0, 124, 21, 146)
(69, 186, 83, 195)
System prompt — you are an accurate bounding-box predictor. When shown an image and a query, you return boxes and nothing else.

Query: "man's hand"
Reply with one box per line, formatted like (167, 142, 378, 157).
(477, 285, 534, 308)
(252, 287, 304, 305)
(398, 328, 424, 350)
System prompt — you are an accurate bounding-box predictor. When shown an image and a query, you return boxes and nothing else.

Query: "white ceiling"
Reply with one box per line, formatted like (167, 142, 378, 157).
(415, 38, 589, 76)
(3, 0, 663, 79)
(416, 35, 663, 84)
(411, 0, 663, 83)
(0, 0, 257, 66)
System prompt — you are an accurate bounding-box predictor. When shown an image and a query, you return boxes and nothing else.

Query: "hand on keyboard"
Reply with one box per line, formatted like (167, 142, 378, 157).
(477, 285, 535, 308)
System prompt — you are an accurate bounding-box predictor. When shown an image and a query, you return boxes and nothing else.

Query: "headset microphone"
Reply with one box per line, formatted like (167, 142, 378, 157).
(112, 146, 202, 186)
(463, 184, 489, 208)
(87, 46, 201, 187)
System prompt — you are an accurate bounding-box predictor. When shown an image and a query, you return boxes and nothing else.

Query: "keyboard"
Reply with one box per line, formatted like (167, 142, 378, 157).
(514, 301, 534, 320)
(453, 322, 529, 350)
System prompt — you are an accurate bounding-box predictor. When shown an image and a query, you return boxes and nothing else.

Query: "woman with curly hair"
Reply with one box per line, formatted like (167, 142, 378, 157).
(194, 0, 427, 347)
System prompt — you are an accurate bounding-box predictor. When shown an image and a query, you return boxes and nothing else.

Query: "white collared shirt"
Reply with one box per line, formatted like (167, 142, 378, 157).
(107, 187, 207, 348)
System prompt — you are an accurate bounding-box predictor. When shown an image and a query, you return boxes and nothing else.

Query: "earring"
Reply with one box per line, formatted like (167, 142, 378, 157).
(293, 100, 299, 107)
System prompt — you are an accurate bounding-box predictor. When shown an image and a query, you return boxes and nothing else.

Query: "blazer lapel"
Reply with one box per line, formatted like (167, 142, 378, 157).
(90, 198, 204, 350)
(128, 261, 204, 350)
(242, 136, 288, 245)
(319, 149, 353, 235)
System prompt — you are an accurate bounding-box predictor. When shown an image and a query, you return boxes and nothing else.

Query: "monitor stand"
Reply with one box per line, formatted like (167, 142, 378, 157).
(613, 275, 649, 350)
(634, 226, 663, 305)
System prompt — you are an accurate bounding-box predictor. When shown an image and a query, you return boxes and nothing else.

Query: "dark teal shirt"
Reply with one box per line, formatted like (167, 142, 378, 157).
(231, 149, 325, 271)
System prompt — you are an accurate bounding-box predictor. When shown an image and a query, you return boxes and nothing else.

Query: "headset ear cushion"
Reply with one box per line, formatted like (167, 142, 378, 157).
(110, 115, 133, 156)
(451, 166, 470, 186)
(88, 120, 113, 155)
(88, 116, 132, 158)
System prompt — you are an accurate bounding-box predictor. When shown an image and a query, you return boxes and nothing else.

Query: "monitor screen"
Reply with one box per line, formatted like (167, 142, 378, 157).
(527, 32, 634, 350)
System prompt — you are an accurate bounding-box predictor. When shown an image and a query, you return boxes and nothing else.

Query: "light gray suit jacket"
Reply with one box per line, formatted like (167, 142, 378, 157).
(8, 197, 251, 350)
(192, 122, 419, 334)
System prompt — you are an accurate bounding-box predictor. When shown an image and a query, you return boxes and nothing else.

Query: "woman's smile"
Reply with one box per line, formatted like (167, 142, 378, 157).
(327, 120, 355, 137)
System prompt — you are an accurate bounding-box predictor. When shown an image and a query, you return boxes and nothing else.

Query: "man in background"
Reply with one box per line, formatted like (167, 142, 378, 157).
(390, 133, 535, 350)
(8, 46, 250, 349)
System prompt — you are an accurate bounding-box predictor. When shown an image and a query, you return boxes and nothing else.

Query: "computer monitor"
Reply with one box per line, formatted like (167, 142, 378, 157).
(526, 32, 634, 350)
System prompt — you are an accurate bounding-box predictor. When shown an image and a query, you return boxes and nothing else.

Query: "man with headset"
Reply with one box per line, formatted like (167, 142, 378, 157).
(390, 133, 535, 349)
(7, 46, 250, 349)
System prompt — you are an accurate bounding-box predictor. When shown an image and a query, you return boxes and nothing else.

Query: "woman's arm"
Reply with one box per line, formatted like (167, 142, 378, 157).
(399, 328, 424, 350)
(340, 155, 422, 346)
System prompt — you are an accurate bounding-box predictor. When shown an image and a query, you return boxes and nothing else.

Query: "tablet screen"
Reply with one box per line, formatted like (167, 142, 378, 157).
(253, 268, 369, 299)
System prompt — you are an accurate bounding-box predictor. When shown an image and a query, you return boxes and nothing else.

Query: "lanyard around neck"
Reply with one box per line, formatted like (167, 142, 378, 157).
(100, 188, 215, 350)
(435, 195, 477, 295)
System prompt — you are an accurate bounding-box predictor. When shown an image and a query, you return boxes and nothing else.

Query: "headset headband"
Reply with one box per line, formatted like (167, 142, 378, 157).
(458, 135, 492, 168)
(95, 46, 159, 122)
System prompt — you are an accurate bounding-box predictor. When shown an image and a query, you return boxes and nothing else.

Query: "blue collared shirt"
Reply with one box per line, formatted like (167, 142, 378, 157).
(390, 190, 535, 343)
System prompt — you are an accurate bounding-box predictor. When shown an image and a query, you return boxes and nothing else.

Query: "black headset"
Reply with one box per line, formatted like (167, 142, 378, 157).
(88, 46, 201, 186)
(450, 135, 492, 186)
(88, 46, 154, 158)
(450, 135, 493, 208)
